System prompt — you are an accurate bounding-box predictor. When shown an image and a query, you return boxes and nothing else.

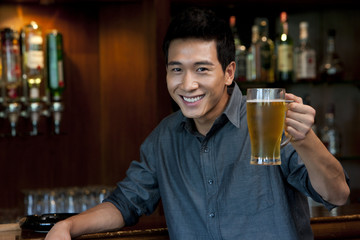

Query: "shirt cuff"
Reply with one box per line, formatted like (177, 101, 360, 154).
(103, 187, 141, 226)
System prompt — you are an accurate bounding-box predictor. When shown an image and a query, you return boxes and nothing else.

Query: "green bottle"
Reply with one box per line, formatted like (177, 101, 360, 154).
(47, 30, 64, 101)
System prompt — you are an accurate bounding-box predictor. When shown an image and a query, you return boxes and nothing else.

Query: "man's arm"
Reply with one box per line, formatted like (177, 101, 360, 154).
(45, 202, 125, 240)
(285, 93, 350, 206)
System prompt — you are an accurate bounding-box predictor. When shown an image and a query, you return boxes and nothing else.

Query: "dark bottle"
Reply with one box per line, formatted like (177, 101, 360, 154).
(257, 18, 275, 83)
(246, 25, 259, 82)
(320, 104, 341, 156)
(275, 12, 294, 82)
(230, 16, 247, 82)
(319, 29, 344, 82)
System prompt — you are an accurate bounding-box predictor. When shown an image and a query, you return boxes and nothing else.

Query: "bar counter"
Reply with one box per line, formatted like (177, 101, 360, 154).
(1, 204, 360, 240)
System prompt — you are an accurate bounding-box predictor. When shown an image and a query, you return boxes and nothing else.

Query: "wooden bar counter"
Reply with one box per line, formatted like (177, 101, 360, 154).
(1, 204, 360, 240)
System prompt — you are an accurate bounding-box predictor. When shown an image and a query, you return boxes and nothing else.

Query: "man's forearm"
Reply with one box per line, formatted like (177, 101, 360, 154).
(69, 202, 125, 237)
(45, 202, 125, 240)
(292, 130, 350, 206)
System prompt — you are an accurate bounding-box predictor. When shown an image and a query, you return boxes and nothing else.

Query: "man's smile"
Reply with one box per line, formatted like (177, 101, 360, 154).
(182, 95, 205, 103)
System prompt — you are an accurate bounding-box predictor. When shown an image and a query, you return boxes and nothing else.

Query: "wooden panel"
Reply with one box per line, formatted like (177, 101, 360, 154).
(98, 0, 171, 184)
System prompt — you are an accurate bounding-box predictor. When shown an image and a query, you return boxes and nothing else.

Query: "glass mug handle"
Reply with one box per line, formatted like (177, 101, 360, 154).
(280, 131, 292, 147)
(280, 100, 294, 148)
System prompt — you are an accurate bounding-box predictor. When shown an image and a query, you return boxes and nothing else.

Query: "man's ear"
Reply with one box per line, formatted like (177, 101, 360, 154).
(225, 61, 236, 86)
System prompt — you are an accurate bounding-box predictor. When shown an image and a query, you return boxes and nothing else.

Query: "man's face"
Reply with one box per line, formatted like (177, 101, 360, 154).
(166, 38, 234, 127)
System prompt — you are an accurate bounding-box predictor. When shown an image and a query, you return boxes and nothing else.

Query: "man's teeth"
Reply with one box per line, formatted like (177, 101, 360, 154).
(183, 95, 203, 103)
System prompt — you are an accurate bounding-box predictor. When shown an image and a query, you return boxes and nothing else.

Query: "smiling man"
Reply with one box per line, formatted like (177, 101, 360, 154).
(45, 7, 349, 240)
(166, 38, 234, 135)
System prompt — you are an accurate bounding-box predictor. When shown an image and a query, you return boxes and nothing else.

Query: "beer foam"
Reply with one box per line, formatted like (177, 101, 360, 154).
(247, 99, 285, 102)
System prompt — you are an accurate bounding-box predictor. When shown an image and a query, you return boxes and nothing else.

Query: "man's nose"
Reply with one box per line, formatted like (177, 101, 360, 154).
(181, 72, 199, 91)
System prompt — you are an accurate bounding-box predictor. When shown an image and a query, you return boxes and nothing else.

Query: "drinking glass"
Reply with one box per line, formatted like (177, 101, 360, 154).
(246, 88, 292, 165)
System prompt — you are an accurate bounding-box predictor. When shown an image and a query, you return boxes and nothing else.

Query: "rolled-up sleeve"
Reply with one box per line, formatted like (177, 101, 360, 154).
(103, 139, 161, 226)
(281, 144, 350, 211)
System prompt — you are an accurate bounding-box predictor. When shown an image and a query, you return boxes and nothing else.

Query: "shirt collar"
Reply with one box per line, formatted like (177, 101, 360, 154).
(223, 82, 243, 128)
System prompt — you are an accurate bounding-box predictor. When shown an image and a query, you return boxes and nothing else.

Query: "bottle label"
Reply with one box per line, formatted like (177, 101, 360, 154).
(58, 61, 64, 87)
(297, 50, 316, 79)
(246, 53, 255, 81)
(277, 45, 293, 71)
(27, 34, 44, 70)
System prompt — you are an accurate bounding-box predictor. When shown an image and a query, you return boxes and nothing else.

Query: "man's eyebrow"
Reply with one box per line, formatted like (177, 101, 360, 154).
(194, 61, 214, 66)
(168, 61, 182, 66)
(167, 60, 215, 66)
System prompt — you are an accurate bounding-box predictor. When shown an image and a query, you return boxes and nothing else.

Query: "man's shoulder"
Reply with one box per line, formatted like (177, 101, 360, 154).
(159, 110, 183, 127)
(148, 110, 183, 137)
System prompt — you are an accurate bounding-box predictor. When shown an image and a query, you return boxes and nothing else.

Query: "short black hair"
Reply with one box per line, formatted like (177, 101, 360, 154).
(162, 7, 235, 73)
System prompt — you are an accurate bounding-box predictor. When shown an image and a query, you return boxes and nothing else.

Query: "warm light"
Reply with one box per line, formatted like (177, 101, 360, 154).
(30, 21, 39, 30)
(28, 78, 41, 85)
(281, 33, 287, 41)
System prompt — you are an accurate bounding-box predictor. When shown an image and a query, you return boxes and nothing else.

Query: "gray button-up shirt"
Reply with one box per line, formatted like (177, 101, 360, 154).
(105, 83, 343, 239)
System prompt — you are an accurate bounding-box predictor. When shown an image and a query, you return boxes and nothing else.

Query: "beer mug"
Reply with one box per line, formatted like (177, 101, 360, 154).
(246, 88, 292, 165)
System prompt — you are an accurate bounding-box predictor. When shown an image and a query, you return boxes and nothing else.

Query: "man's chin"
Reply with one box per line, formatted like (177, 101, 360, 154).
(181, 110, 202, 119)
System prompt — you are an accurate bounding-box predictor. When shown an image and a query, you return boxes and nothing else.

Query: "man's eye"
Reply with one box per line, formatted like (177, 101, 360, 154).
(197, 67, 208, 72)
(171, 67, 182, 72)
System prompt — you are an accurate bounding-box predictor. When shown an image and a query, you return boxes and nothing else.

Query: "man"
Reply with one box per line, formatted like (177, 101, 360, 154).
(45, 7, 349, 240)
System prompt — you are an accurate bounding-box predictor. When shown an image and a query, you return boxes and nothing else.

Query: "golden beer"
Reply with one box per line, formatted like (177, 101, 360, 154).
(247, 100, 287, 165)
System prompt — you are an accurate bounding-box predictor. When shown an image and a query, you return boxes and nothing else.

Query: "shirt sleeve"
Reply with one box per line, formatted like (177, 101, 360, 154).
(280, 144, 350, 211)
(103, 138, 161, 226)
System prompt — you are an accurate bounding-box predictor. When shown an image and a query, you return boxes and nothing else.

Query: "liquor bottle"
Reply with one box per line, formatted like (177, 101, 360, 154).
(319, 29, 344, 82)
(230, 16, 246, 82)
(0, 28, 22, 101)
(256, 18, 275, 82)
(229, 16, 241, 48)
(235, 45, 247, 82)
(47, 30, 64, 101)
(294, 21, 316, 82)
(320, 104, 341, 156)
(20, 21, 44, 102)
(246, 25, 259, 82)
(275, 12, 294, 82)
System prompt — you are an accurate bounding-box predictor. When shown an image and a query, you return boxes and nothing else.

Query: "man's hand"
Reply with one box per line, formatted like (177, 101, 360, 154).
(285, 93, 316, 141)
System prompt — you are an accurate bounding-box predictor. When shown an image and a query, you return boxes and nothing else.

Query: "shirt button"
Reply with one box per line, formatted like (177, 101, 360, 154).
(209, 212, 215, 218)
(204, 147, 209, 153)
(208, 179, 214, 185)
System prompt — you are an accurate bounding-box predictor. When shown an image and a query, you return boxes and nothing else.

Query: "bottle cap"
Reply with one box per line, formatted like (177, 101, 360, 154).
(280, 12, 287, 23)
(229, 16, 236, 27)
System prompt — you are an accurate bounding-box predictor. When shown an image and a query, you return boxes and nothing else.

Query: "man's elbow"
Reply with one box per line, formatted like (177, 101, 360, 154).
(329, 185, 350, 206)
